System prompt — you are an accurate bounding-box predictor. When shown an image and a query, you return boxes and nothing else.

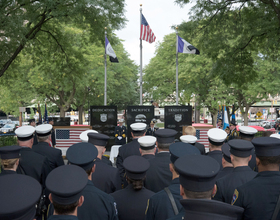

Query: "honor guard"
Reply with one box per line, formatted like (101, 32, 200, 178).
(114, 119, 127, 145)
(146, 119, 158, 136)
(145, 142, 200, 220)
(207, 128, 228, 170)
(217, 118, 223, 129)
(228, 121, 239, 141)
(213, 139, 257, 204)
(116, 122, 147, 187)
(33, 124, 64, 171)
(111, 156, 155, 220)
(138, 136, 157, 160)
(0, 145, 21, 176)
(232, 137, 280, 220)
(168, 155, 244, 220)
(0, 174, 42, 220)
(215, 143, 234, 180)
(180, 130, 206, 155)
(88, 132, 121, 193)
(46, 165, 88, 220)
(145, 129, 177, 193)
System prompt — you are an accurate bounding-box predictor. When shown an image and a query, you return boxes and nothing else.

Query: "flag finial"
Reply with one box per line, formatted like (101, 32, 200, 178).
(104, 27, 107, 30)
(140, 4, 142, 6)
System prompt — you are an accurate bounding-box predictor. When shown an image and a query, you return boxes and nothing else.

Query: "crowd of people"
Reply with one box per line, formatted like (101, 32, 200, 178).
(0, 119, 280, 220)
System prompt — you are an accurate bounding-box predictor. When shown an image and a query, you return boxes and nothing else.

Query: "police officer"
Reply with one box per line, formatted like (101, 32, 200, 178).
(29, 118, 38, 145)
(232, 137, 280, 219)
(116, 122, 146, 187)
(111, 155, 154, 220)
(180, 133, 205, 155)
(215, 143, 234, 180)
(0, 174, 42, 220)
(138, 136, 157, 160)
(228, 121, 239, 141)
(145, 129, 177, 193)
(48, 118, 56, 147)
(33, 124, 64, 171)
(207, 128, 228, 170)
(146, 119, 158, 136)
(114, 119, 127, 145)
(213, 139, 257, 204)
(145, 142, 200, 220)
(88, 132, 121, 193)
(0, 145, 21, 175)
(168, 155, 244, 220)
(46, 165, 87, 220)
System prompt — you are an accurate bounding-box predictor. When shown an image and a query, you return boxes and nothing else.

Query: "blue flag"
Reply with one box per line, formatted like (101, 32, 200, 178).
(44, 104, 48, 123)
(223, 106, 229, 130)
(105, 37, 119, 63)
(177, 35, 200, 54)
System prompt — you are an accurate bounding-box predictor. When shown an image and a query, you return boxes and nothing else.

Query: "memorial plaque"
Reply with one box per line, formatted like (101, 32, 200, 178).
(126, 106, 154, 142)
(164, 106, 192, 140)
(53, 117, 71, 126)
(90, 106, 117, 150)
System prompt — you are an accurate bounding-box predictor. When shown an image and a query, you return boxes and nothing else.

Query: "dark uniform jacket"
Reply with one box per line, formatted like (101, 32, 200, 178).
(17, 147, 51, 187)
(51, 128, 56, 146)
(116, 138, 141, 186)
(33, 142, 64, 171)
(194, 142, 206, 155)
(145, 152, 172, 193)
(166, 207, 185, 220)
(228, 128, 239, 141)
(145, 178, 182, 220)
(207, 150, 223, 170)
(0, 170, 17, 176)
(142, 154, 155, 160)
(48, 215, 79, 220)
(146, 127, 158, 136)
(232, 171, 280, 220)
(114, 125, 127, 145)
(213, 166, 257, 204)
(92, 158, 121, 194)
(48, 180, 118, 220)
(215, 166, 234, 180)
(111, 184, 154, 220)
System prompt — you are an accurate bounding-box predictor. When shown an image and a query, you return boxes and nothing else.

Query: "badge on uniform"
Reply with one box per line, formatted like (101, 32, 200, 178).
(231, 189, 239, 205)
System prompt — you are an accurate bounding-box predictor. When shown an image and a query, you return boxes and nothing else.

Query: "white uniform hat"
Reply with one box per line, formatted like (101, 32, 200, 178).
(138, 136, 156, 150)
(270, 133, 280, 139)
(35, 124, 52, 136)
(15, 126, 35, 141)
(239, 126, 257, 136)
(207, 128, 227, 145)
(79, 130, 98, 142)
(180, 135, 197, 144)
(130, 123, 147, 131)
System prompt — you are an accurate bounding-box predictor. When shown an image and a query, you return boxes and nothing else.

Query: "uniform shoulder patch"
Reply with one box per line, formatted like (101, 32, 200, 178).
(231, 189, 239, 205)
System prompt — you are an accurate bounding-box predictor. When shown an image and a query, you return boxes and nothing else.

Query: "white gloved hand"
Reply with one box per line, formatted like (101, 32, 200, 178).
(117, 136, 122, 140)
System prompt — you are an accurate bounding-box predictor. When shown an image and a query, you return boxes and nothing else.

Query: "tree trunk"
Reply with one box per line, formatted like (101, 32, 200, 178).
(194, 99, 200, 123)
(243, 105, 250, 126)
(60, 108, 65, 117)
(212, 113, 218, 127)
(78, 106, 84, 125)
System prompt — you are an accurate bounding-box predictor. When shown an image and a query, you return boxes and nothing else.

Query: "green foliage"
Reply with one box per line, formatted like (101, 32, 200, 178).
(0, 135, 17, 147)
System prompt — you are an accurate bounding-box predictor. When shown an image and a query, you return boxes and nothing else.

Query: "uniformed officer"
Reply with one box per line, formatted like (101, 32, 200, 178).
(232, 137, 280, 220)
(88, 132, 121, 193)
(116, 122, 147, 187)
(15, 126, 51, 187)
(29, 118, 38, 145)
(270, 133, 280, 139)
(80, 129, 112, 166)
(207, 128, 228, 170)
(215, 143, 234, 180)
(114, 119, 127, 145)
(146, 119, 158, 136)
(48, 118, 56, 147)
(213, 139, 257, 204)
(46, 165, 87, 220)
(111, 155, 154, 220)
(145, 128, 177, 193)
(0, 174, 42, 220)
(33, 124, 64, 171)
(0, 145, 21, 176)
(168, 155, 244, 220)
(217, 118, 223, 129)
(138, 135, 157, 160)
(228, 121, 239, 141)
(145, 142, 200, 220)
(180, 130, 206, 155)
(238, 126, 258, 171)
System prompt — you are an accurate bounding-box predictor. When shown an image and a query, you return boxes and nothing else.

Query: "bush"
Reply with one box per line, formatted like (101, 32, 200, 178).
(0, 135, 17, 147)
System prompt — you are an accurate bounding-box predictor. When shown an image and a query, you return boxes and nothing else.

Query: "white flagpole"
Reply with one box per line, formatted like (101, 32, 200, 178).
(140, 4, 143, 105)
(104, 27, 107, 106)
(176, 27, 179, 105)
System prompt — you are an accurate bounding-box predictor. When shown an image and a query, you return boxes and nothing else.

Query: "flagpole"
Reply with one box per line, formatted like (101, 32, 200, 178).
(140, 4, 143, 105)
(176, 27, 179, 105)
(104, 27, 107, 106)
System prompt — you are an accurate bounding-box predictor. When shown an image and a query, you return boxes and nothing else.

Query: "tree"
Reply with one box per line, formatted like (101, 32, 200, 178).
(0, 0, 126, 77)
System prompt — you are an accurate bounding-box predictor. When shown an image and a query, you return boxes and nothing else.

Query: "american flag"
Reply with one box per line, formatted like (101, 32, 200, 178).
(140, 14, 156, 43)
(196, 129, 210, 150)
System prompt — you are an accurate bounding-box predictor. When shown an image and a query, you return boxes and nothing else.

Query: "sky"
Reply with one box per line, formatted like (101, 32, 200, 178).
(115, 0, 194, 67)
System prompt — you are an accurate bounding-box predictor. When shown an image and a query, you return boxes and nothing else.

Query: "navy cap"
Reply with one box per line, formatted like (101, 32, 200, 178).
(155, 129, 177, 144)
(87, 133, 109, 146)
(230, 121, 237, 126)
(228, 139, 254, 158)
(0, 145, 21, 159)
(222, 143, 231, 163)
(252, 137, 280, 157)
(174, 155, 220, 192)
(0, 174, 41, 220)
(123, 155, 150, 180)
(169, 142, 201, 164)
(66, 143, 98, 170)
(46, 165, 88, 205)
